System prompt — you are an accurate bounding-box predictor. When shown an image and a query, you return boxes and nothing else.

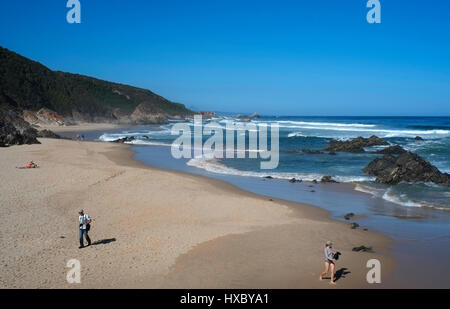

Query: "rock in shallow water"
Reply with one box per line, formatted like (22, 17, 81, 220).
(372, 145, 407, 155)
(363, 151, 450, 186)
(324, 135, 389, 153)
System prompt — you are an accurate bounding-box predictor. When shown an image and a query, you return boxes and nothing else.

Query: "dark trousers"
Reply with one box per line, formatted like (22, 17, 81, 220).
(79, 228, 91, 247)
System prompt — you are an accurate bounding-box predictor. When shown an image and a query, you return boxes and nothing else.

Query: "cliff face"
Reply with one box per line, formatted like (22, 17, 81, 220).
(0, 46, 194, 126)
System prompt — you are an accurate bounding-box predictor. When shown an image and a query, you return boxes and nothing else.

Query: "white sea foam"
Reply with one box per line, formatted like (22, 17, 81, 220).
(186, 157, 372, 182)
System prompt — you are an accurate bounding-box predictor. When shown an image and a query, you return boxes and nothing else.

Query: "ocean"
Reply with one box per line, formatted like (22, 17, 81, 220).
(98, 116, 450, 211)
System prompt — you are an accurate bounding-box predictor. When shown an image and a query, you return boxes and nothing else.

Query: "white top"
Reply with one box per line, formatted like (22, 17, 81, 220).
(79, 214, 91, 230)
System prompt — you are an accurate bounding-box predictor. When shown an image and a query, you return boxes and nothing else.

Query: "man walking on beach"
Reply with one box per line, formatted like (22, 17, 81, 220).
(78, 210, 92, 249)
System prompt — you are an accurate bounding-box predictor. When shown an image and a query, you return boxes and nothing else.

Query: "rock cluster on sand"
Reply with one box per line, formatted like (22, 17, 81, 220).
(0, 117, 40, 147)
(324, 135, 389, 153)
(352, 245, 374, 253)
(363, 151, 450, 186)
(199, 111, 217, 118)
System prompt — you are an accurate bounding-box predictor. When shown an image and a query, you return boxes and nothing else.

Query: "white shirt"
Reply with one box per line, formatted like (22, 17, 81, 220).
(79, 214, 91, 230)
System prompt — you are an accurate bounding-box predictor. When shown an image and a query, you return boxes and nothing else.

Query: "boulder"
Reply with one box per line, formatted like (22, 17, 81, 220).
(0, 112, 40, 147)
(350, 222, 360, 229)
(289, 178, 302, 183)
(363, 151, 450, 186)
(112, 136, 136, 143)
(344, 213, 355, 220)
(321, 176, 338, 183)
(372, 145, 407, 155)
(130, 103, 168, 124)
(199, 111, 217, 118)
(324, 135, 388, 153)
(352, 245, 374, 253)
(415, 136, 424, 141)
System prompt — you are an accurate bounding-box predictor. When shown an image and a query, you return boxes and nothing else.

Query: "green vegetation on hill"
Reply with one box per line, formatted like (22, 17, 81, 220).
(0, 46, 193, 117)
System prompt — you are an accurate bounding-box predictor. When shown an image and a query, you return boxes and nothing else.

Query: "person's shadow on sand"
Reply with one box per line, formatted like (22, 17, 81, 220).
(334, 268, 351, 282)
(91, 238, 116, 246)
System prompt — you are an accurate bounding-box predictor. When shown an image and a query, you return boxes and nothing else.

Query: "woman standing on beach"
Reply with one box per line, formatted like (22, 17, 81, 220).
(319, 240, 337, 285)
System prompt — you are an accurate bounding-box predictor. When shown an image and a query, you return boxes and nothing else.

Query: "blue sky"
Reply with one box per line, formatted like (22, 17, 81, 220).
(1, 0, 449, 116)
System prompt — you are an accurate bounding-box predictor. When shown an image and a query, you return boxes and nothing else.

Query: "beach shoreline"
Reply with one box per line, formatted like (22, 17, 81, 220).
(0, 138, 394, 288)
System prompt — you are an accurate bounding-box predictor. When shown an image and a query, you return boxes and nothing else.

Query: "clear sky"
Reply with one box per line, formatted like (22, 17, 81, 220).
(1, 0, 449, 116)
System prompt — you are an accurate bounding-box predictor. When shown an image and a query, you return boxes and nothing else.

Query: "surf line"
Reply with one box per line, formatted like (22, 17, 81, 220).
(170, 115, 279, 170)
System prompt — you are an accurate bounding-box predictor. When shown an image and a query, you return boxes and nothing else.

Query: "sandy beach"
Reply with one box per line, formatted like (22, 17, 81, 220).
(0, 138, 394, 288)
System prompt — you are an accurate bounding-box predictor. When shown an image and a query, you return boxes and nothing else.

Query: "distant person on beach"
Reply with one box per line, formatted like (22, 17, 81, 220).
(26, 161, 39, 168)
(16, 161, 39, 169)
(78, 210, 92, 248)
(319, 240, 337, 285)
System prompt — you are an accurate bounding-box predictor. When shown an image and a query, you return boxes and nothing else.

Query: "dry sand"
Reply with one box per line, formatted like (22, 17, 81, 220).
(0, 139, 394, 288)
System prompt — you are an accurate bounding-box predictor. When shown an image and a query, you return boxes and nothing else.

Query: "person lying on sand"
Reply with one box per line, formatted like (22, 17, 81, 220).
(319, 240, 337, 285)
(16, 161, 39, 169)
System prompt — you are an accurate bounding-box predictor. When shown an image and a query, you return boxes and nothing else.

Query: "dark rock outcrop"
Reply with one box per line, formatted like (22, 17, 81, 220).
(363, 151, 450, 186)
(112, 136, 136, 143)
(350, 222, 360, 229)
(0, 108, 41, 147)
(129, 103, 169, 124)
(321, 176, 338, 183)
(415, 136, 424, 141)
(372, 145, 407, 155)
(1, 46, 194, 126)
(0, 117, 40, 147)
(37, 129, 62, 139)
(344, 213, 355, 220)
(289, 178, 302, 183)
(324, 135, 388, 153)
(301, 149, 324, 155)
